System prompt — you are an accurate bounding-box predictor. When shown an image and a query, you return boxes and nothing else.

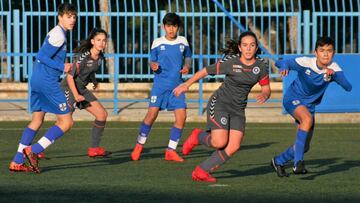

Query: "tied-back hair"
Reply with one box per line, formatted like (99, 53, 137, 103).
(220, 31, 259, 56)
(73, 27, 108, 55)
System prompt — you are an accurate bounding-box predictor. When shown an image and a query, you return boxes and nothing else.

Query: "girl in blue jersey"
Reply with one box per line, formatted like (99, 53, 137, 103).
(9, 3, 77, 173)
(61, 28, 110, 158)
(271, 37, 352, 177)
(173, 31, 271, 182)
(130, 13, 192, 162)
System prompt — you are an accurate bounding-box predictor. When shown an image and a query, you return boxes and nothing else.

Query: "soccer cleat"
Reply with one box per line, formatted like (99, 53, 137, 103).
(271, 157, 289, 177)
(165, 149, 184, 162)
(131, 143, 143, 161)
(192, 166, 217, 182)
(88, 147, 112, 158)
(9, 161, 33, 173)
(37, 152, 46, 159)
(182, 128, 202, 156)
(293, 160, 308, 174)
(23, 147, 40, 174)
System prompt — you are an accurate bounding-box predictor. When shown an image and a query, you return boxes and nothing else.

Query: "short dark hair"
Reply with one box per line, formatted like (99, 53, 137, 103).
(162, 12, 181, 26)
(315, 36, 335, 50)
(58, 3, 77, 17)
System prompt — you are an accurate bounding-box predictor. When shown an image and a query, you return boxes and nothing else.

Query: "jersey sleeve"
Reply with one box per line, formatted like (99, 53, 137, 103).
(275, 57, 305, 72)
(36, 36, 65, 71)
(258, 61, 270, 86)
(150, 40, 158, 62)
(206, 55, 236, 75)
(332, 71, 352, 91)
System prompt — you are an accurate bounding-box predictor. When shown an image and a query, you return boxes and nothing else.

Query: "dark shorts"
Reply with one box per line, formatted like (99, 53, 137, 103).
(61, 85, 97, 112)
(206, 94, 246, 132)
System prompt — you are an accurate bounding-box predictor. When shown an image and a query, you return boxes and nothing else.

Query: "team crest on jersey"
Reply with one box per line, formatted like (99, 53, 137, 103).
(252, 66, 260, 74)
(323, 74, 332, 82)
(220, 117, 227, 125)
(305, 69, 311, 75)
(150, 96, 157, 103)
(179, 45, 185, 52)
(160, 45, 166, 51)
(59, 103, 67, 111)
(292, 100, 300, 106)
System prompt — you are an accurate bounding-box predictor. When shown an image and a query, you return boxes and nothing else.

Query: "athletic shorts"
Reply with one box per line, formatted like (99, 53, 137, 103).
(206, 94, 246, 132)
(30, 83, 70, 115)
(283, 97, 315, 117)
(148, 86, 186, 111)
(61, 85, 97, 112)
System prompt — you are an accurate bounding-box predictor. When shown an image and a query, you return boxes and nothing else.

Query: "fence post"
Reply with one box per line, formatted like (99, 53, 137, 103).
(198, 55, 203, 115)
(303, 10, 310, 54)
(13, 9, 20, 81)
(160, 10, 166, 37)
(113, 55, 119, 115)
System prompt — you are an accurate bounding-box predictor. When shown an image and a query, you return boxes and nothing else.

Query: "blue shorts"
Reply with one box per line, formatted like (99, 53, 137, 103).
(30, 80, 70, 115)
(149, 86, 186, 111)
(283, 97, 315, 117)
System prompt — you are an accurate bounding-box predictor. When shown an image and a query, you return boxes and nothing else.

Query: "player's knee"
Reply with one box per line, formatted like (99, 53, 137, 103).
(300, 116, 313, 131)
(96, 110, 108, 121)
(211, 139, 228, 149)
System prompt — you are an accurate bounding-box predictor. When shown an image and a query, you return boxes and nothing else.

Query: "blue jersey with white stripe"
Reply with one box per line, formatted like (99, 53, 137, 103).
(150, 36, 192, 89)
(33, 25, 67, 82)
(276, 57, 352, 105)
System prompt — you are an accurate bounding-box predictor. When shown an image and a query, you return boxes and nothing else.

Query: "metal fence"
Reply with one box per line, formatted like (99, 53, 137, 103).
(0, 0, 359, 114)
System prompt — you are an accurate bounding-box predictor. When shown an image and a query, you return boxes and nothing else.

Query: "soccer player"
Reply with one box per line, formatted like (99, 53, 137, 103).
(270, 36, 352, 177)
(130, 12, 192, 162)
(60, 28, 110, 158)
(173, 31, 271, 182)
(9, 3, 77, 173)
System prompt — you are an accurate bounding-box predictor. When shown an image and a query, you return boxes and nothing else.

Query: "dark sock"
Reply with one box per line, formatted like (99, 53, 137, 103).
(91, 120, 106, 147)
(199, 150, 230, 172)
(198, 132, 213, 148)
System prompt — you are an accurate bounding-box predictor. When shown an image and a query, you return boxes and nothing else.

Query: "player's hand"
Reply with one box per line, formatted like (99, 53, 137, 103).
(64, 63, 72, 73)
(75, 94, 85, 102)
(150, 62, 159, 71)
(325, 68, 334, 76)
(93, 83, 99, 90)
(279, 69, 289, 77)
(173, 83, 189, 97)
(256, 93, 268, 104)
(179, 66, 190, 74)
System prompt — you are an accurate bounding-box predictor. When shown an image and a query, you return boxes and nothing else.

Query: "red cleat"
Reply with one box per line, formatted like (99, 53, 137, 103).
(165, 149, 184, 162)
(37, 152, 46, 159)
(182, 128, 202, 156)
(9, 161, 33, 173)
(131, 143, 143, 161)
(192, 166, 217, 182)
(88, 147, 112, 158)
(23, 147, 40, 174)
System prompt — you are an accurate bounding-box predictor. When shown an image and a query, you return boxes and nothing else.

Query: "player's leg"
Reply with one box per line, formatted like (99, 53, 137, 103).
(131, 107, 160, 161)
(10, 111, 45, 172)
(85, 100, 111, 158)
(164, 108, 186, 162)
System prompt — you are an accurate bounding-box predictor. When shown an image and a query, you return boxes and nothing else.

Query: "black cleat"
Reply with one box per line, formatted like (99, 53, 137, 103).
(271, 157, 289, 177)
(293, 161, 308, 174)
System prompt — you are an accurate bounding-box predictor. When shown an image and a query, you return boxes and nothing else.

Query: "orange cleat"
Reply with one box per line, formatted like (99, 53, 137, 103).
(182, 128, 202, 156)
(9, 161, 33, 173)
(192, 166, 217, 182)
(37, 152, 46, 159)
(88, 147, 112, 158)
(165, 149, 184, 162)
(131, 143, 143, 161)
(23, 147, 40, 174)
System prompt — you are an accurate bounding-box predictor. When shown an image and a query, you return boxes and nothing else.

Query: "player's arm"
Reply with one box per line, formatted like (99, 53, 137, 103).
(36, 36, 66, 72)
(173, 68, 208, 97)
(332, 71, 352, 91)
(66, 63, 85, 102)
(180, 42, 192, 74)
(275, 58, 303, 76)
(90, 72, 99, 90)
(256, 64, 271, 104)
